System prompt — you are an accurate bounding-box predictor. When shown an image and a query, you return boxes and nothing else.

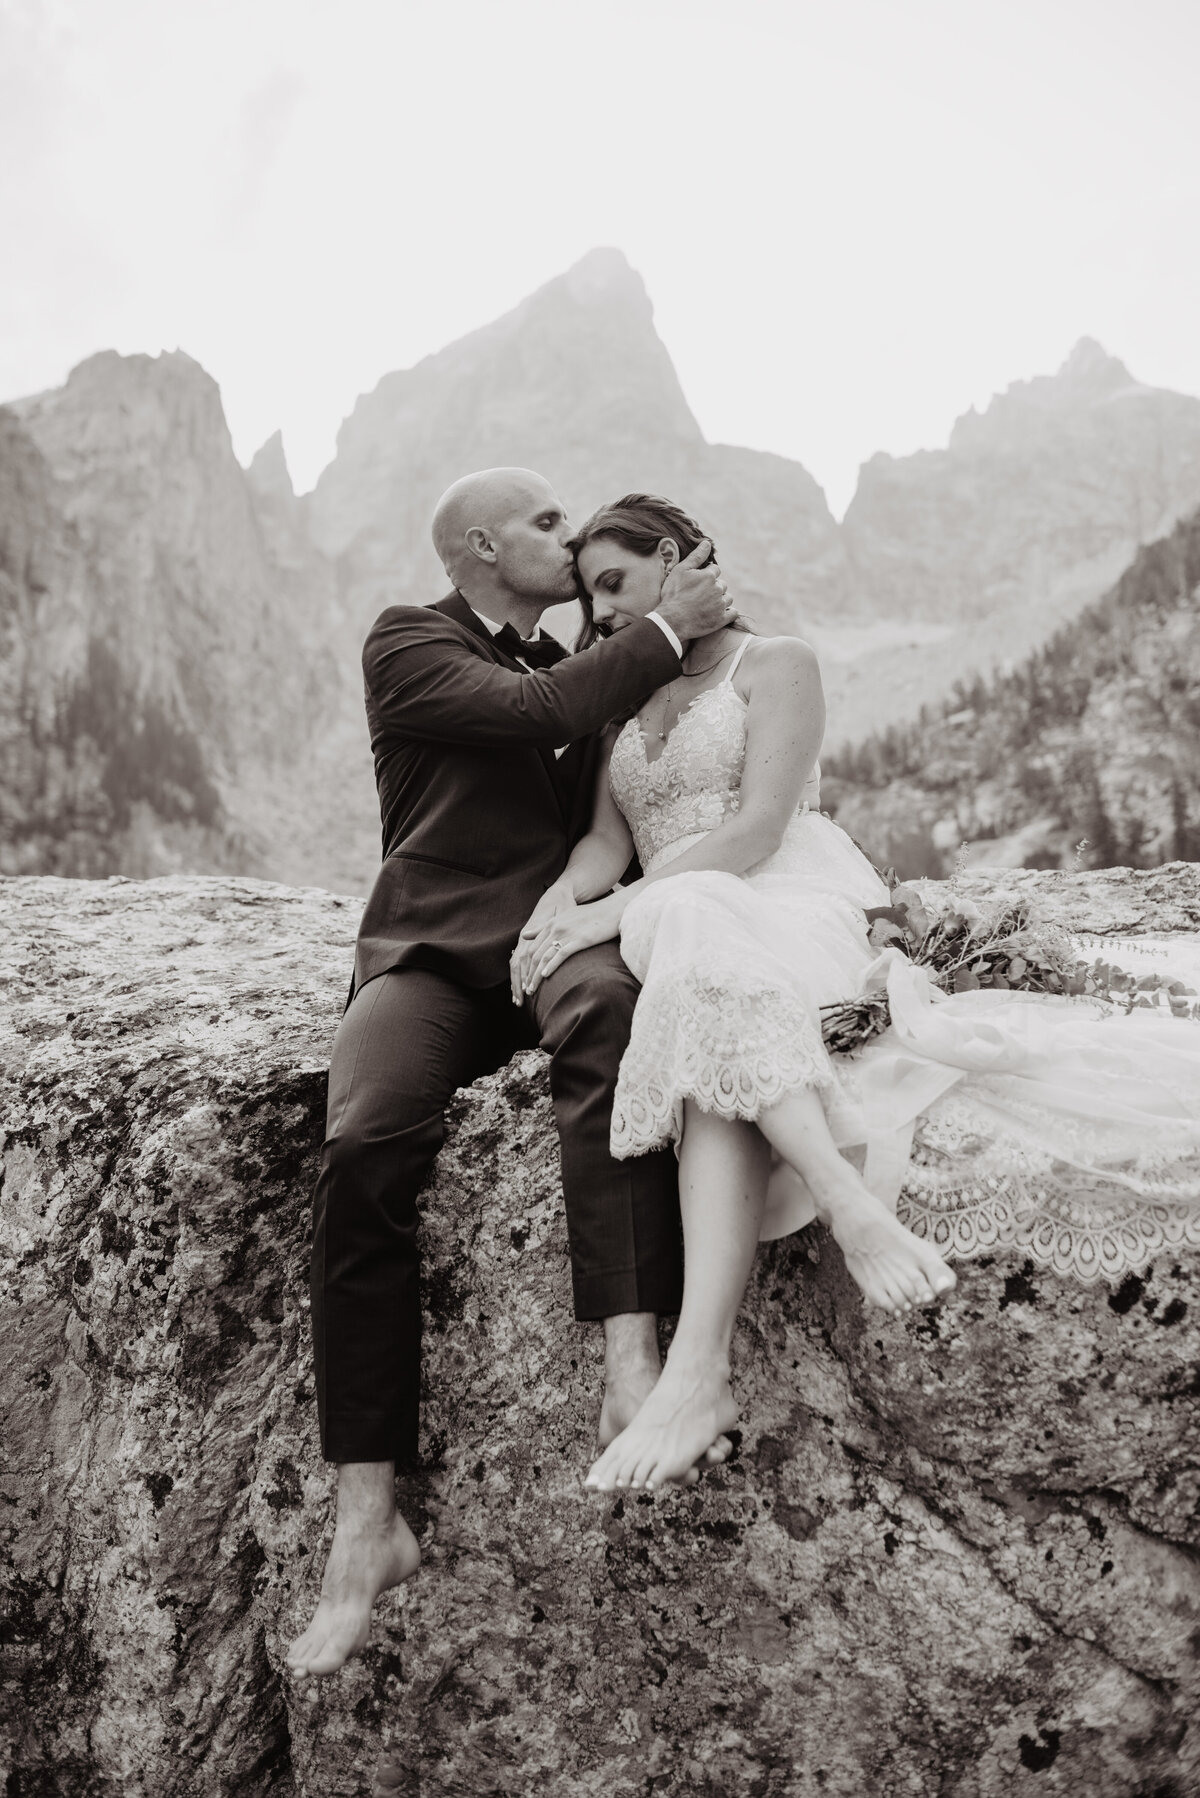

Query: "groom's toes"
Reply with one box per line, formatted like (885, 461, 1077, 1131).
(704, 1436, 732, 1466)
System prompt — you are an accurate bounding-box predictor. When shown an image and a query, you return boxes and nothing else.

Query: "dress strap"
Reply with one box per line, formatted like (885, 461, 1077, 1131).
(722, 634, 754, 684)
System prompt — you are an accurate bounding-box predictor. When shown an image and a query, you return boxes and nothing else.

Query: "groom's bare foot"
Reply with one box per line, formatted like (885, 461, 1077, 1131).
(818, 1172, 955, 1314)
(286, 1464, 420, 1680)
(586, 1354, 739, 1493)
(598, 1363, 659, 1448)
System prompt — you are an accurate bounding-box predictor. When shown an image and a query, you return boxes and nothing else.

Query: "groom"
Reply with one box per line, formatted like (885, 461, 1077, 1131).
(287, 467, 733, 1677)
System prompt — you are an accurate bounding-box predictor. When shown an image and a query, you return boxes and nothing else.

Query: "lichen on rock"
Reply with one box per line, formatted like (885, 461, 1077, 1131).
(2, 868, 1198, 1797)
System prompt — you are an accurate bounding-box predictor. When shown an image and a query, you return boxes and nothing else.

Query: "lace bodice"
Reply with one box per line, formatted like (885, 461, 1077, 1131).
(609, 673, 821, 874)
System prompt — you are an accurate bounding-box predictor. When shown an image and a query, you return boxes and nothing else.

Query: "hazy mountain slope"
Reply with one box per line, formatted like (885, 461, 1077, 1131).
(307, 248, 849, 639)
(823, 508, 1200, 877)
(844, 339, 1200, 622)
(0, 353, 340, 877)
(6, 253, 1200, 893)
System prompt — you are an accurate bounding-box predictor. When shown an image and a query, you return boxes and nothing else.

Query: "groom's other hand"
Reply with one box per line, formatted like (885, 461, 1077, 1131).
(655, 539, 732, 643)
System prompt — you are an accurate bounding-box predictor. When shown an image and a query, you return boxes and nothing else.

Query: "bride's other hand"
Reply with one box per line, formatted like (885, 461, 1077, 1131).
(520, 891, 628, 997)
(510, 881, 577, 1003)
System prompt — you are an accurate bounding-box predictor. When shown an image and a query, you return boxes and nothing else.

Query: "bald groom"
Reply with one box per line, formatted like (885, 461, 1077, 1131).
(288, 468, 732, 1677)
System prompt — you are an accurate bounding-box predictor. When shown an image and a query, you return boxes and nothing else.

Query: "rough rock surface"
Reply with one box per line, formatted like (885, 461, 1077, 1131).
(2, 868, 1199, 1798)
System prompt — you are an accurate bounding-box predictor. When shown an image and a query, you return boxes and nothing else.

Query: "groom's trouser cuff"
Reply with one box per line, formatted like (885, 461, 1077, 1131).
(568, 1196, 685, 1320)
(533, 942, 684, 1321)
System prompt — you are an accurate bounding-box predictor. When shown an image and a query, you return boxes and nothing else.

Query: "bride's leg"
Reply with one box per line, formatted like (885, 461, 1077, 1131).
(757, 1085, 955, 1313)
(585, 1105, 770, 1494)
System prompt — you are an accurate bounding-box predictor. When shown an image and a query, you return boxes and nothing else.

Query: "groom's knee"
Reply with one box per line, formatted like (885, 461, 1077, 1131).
(536, 942, 639, 1061)
(322, 1096, 445, 1210)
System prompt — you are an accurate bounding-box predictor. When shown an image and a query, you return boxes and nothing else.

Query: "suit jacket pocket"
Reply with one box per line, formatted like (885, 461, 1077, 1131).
(391, 849, 489, 879)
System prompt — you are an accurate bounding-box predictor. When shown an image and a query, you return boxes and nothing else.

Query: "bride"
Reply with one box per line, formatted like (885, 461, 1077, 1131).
(510, 494, 1200, 1495)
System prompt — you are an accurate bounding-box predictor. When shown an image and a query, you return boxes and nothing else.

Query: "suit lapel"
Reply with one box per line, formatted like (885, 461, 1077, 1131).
(435, 592, 570, 823)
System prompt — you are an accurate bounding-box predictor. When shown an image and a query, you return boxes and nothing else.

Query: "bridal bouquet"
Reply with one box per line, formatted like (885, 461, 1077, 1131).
(820, 878, 1200, 1056)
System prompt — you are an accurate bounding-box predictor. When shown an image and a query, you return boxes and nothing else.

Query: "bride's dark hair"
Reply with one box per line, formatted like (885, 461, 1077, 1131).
(570, 493, 750, 649)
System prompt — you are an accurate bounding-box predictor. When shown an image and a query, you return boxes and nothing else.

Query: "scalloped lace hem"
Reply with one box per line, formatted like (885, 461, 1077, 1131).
(896, 1087, 1200, 1282)
(611, 972, 831, 1159)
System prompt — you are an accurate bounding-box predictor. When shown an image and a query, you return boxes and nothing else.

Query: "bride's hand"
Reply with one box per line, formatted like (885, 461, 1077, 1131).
(518, 891, 628, 999)
(510, 881, 578, 1003)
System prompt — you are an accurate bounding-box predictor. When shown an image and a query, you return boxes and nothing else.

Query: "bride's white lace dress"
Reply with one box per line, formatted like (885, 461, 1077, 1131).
(608, 641, 1200, 1281)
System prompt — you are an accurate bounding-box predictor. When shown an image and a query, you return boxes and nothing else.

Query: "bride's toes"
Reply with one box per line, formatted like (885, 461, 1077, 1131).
(916, 1253, 955, 1302)
(630, 1445, 661, 1491)
(883, 1275, 911, 1315)
(585, 1443, 624, 1491)
(898, 1268, 928, 1306)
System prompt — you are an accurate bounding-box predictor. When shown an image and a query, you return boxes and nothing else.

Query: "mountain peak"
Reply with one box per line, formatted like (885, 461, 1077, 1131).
(946, 336, 1145, 455)
(511, 246, 653, 332)
(1057, 336, 1133, 389)
(248, 429, 295, 501)
(65, 347, 219, 396)
(559, 245, 646, 300)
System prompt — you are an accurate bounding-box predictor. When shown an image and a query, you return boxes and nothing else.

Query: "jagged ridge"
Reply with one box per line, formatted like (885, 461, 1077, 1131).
(5, 254, 1200, 891)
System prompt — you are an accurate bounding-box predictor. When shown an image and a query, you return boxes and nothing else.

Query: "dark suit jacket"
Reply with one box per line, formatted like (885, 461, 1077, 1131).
(352, 592, 682, 993)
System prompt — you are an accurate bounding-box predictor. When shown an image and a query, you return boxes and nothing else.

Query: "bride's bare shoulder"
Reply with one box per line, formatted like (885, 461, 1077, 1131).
(735, 633, 821, 691)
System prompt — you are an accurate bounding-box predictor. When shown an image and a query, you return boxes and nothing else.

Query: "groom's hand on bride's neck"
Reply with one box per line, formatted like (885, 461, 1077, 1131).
(655, 539, 730, 644)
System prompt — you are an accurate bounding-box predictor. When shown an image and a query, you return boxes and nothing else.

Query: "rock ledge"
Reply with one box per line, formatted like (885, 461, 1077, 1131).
(2, 869, 1198, 1797)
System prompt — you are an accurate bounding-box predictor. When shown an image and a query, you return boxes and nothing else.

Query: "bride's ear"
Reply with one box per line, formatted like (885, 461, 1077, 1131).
(657, 537, 680, 573)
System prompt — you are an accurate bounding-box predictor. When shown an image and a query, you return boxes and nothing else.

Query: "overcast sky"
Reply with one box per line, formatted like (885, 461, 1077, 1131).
(3, 0, 1199, 514)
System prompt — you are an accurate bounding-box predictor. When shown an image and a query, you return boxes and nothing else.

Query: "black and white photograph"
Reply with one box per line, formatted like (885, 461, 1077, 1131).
(2, 1, 1199, 1792)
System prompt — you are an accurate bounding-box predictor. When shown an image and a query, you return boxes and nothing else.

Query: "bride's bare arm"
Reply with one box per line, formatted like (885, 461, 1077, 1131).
(519, 641, 823, 995)
(559, 728, 635, 901)
(509, 729, 633, 1000)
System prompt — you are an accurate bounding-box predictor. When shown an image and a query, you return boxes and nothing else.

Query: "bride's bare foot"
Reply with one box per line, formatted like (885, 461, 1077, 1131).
(586, 1354, 739, 1493)
(600, 1313, 730, 1479)
(286, 1495, 420, 1679)
(819, 1171, 955, 1313)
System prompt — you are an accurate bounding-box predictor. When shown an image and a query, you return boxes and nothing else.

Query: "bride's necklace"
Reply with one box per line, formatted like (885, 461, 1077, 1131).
(648, 635, 737, 742)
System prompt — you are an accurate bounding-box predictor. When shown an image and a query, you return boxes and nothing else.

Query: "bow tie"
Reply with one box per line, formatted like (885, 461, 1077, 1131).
(494, 622, 569, 669)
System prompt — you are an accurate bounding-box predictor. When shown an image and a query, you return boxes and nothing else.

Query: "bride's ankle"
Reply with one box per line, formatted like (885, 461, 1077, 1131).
(811, 1158, 873, 1212)
(662, 1340, 731, 1383)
